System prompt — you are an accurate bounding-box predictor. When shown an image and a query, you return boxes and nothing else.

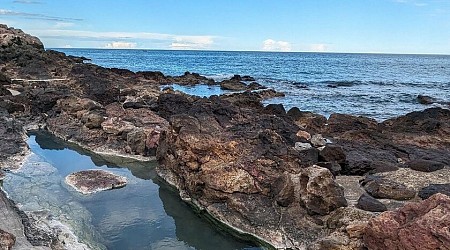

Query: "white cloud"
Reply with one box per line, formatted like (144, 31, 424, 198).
(105, 41, 137, 49)
(309, 43, 329, 52)
(262, 39, 292, 52)
(29, 29, 216, 49)
(170, 36, 213, 50)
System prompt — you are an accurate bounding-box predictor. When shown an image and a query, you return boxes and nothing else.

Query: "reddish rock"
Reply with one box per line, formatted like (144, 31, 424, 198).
(65, 170, 127, 194)
(364, 193, 450, 250)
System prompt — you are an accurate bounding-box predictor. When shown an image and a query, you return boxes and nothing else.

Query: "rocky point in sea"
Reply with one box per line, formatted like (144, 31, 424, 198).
(0, 23, 449, 249)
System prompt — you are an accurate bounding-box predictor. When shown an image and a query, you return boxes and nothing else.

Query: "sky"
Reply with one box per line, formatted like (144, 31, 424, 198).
(1, 0, 450, 54)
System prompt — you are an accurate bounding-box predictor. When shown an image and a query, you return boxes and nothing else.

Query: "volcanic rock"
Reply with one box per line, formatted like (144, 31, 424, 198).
(0, 229, 15, 250)
(417, 94, 437, 105)
(298, 166, 348, 215)
(356, 193, 387, 212)
(296, 130, 312, 141)
(406, 159, 445, 172)
(316, 162, 342, 176)
(419, 184, 450, 199)
(319, 145, 346, 164)
(364, 193, 450, 250)
(65, 170, 127, 194)
(361, 176, 416, 200)
(287, 107, 327, 133)
(220, 79, 247, 91)
(326, 113, 378, 134)
(263, 103, 286, 116)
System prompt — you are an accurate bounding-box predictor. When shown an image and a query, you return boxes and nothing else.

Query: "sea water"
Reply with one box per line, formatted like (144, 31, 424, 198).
(56, 49, 450, 120)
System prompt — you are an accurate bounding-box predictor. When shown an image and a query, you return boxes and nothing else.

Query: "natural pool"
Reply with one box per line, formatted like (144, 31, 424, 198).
(3, 132, 260, 250)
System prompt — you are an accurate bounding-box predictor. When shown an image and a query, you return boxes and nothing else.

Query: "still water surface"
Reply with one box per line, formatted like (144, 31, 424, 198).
(3, 133, 260, 250)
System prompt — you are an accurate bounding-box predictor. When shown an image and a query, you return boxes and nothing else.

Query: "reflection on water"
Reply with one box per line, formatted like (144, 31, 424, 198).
(4, 132, 260, 250)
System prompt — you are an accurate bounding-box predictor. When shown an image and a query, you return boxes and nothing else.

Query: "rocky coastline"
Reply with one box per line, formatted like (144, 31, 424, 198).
(1, 24, 449, 249)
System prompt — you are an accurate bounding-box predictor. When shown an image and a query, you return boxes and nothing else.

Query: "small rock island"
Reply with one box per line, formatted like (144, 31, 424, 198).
(65, 170, 127, 194)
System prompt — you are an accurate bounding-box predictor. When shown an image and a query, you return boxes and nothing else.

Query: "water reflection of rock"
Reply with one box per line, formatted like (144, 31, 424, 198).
(157, 181, 258, 250)
(32, 131, 259, 249)
(32, 131, 157, 180)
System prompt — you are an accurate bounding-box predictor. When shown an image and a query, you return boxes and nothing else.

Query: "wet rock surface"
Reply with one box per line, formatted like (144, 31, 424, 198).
(65, 169, 127, 194)
(1, 24, 450, 249)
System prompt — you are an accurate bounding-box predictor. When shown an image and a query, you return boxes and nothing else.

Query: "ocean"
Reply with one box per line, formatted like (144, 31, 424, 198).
(56, 49, 450, 120)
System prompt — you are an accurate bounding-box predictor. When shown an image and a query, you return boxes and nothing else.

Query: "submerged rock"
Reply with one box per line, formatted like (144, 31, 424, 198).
(364, 193, 450, 250)
(65, 170, 127, 194)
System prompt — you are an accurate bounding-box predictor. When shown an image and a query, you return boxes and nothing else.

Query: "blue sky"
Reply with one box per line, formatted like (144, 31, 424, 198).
(1, 0, 450, 54)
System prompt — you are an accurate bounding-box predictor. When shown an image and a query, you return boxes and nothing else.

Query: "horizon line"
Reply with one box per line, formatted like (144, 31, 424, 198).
(49, 47, 450, 57)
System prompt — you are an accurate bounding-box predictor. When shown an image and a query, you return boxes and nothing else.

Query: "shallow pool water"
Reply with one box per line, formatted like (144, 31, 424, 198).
(3, 133, 260, 250)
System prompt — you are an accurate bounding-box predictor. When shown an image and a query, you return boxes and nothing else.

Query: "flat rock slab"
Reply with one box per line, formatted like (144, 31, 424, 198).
(65, 170, 127, 194)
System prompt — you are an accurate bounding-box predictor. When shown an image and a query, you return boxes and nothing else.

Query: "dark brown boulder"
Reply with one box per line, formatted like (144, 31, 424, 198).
(407, 159, 445, 172)
(274, 174, 295, 207)
(364, 193, 450, 250)
(0, 72, 11, 85)
(382, 107, 450, 134)
(356, 193, 387, 212)
(417, 94, 437, 105)
(81, 110, 105, 129)
(319, 145, 346, 164)
(326, 113, 378, 134)
(287, 107, 327, 132)
(220, 79, 247, 91)
(419, 184, 450, 199)
(367, 160, 399, 174)
(263, 103, 286, 116)
(362, 176, 416, 200)
(0, 99, 24, 113)
(315, 162, 341, 176)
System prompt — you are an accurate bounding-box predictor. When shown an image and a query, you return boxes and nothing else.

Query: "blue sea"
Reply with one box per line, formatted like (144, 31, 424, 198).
(57, 49, 450, 120)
